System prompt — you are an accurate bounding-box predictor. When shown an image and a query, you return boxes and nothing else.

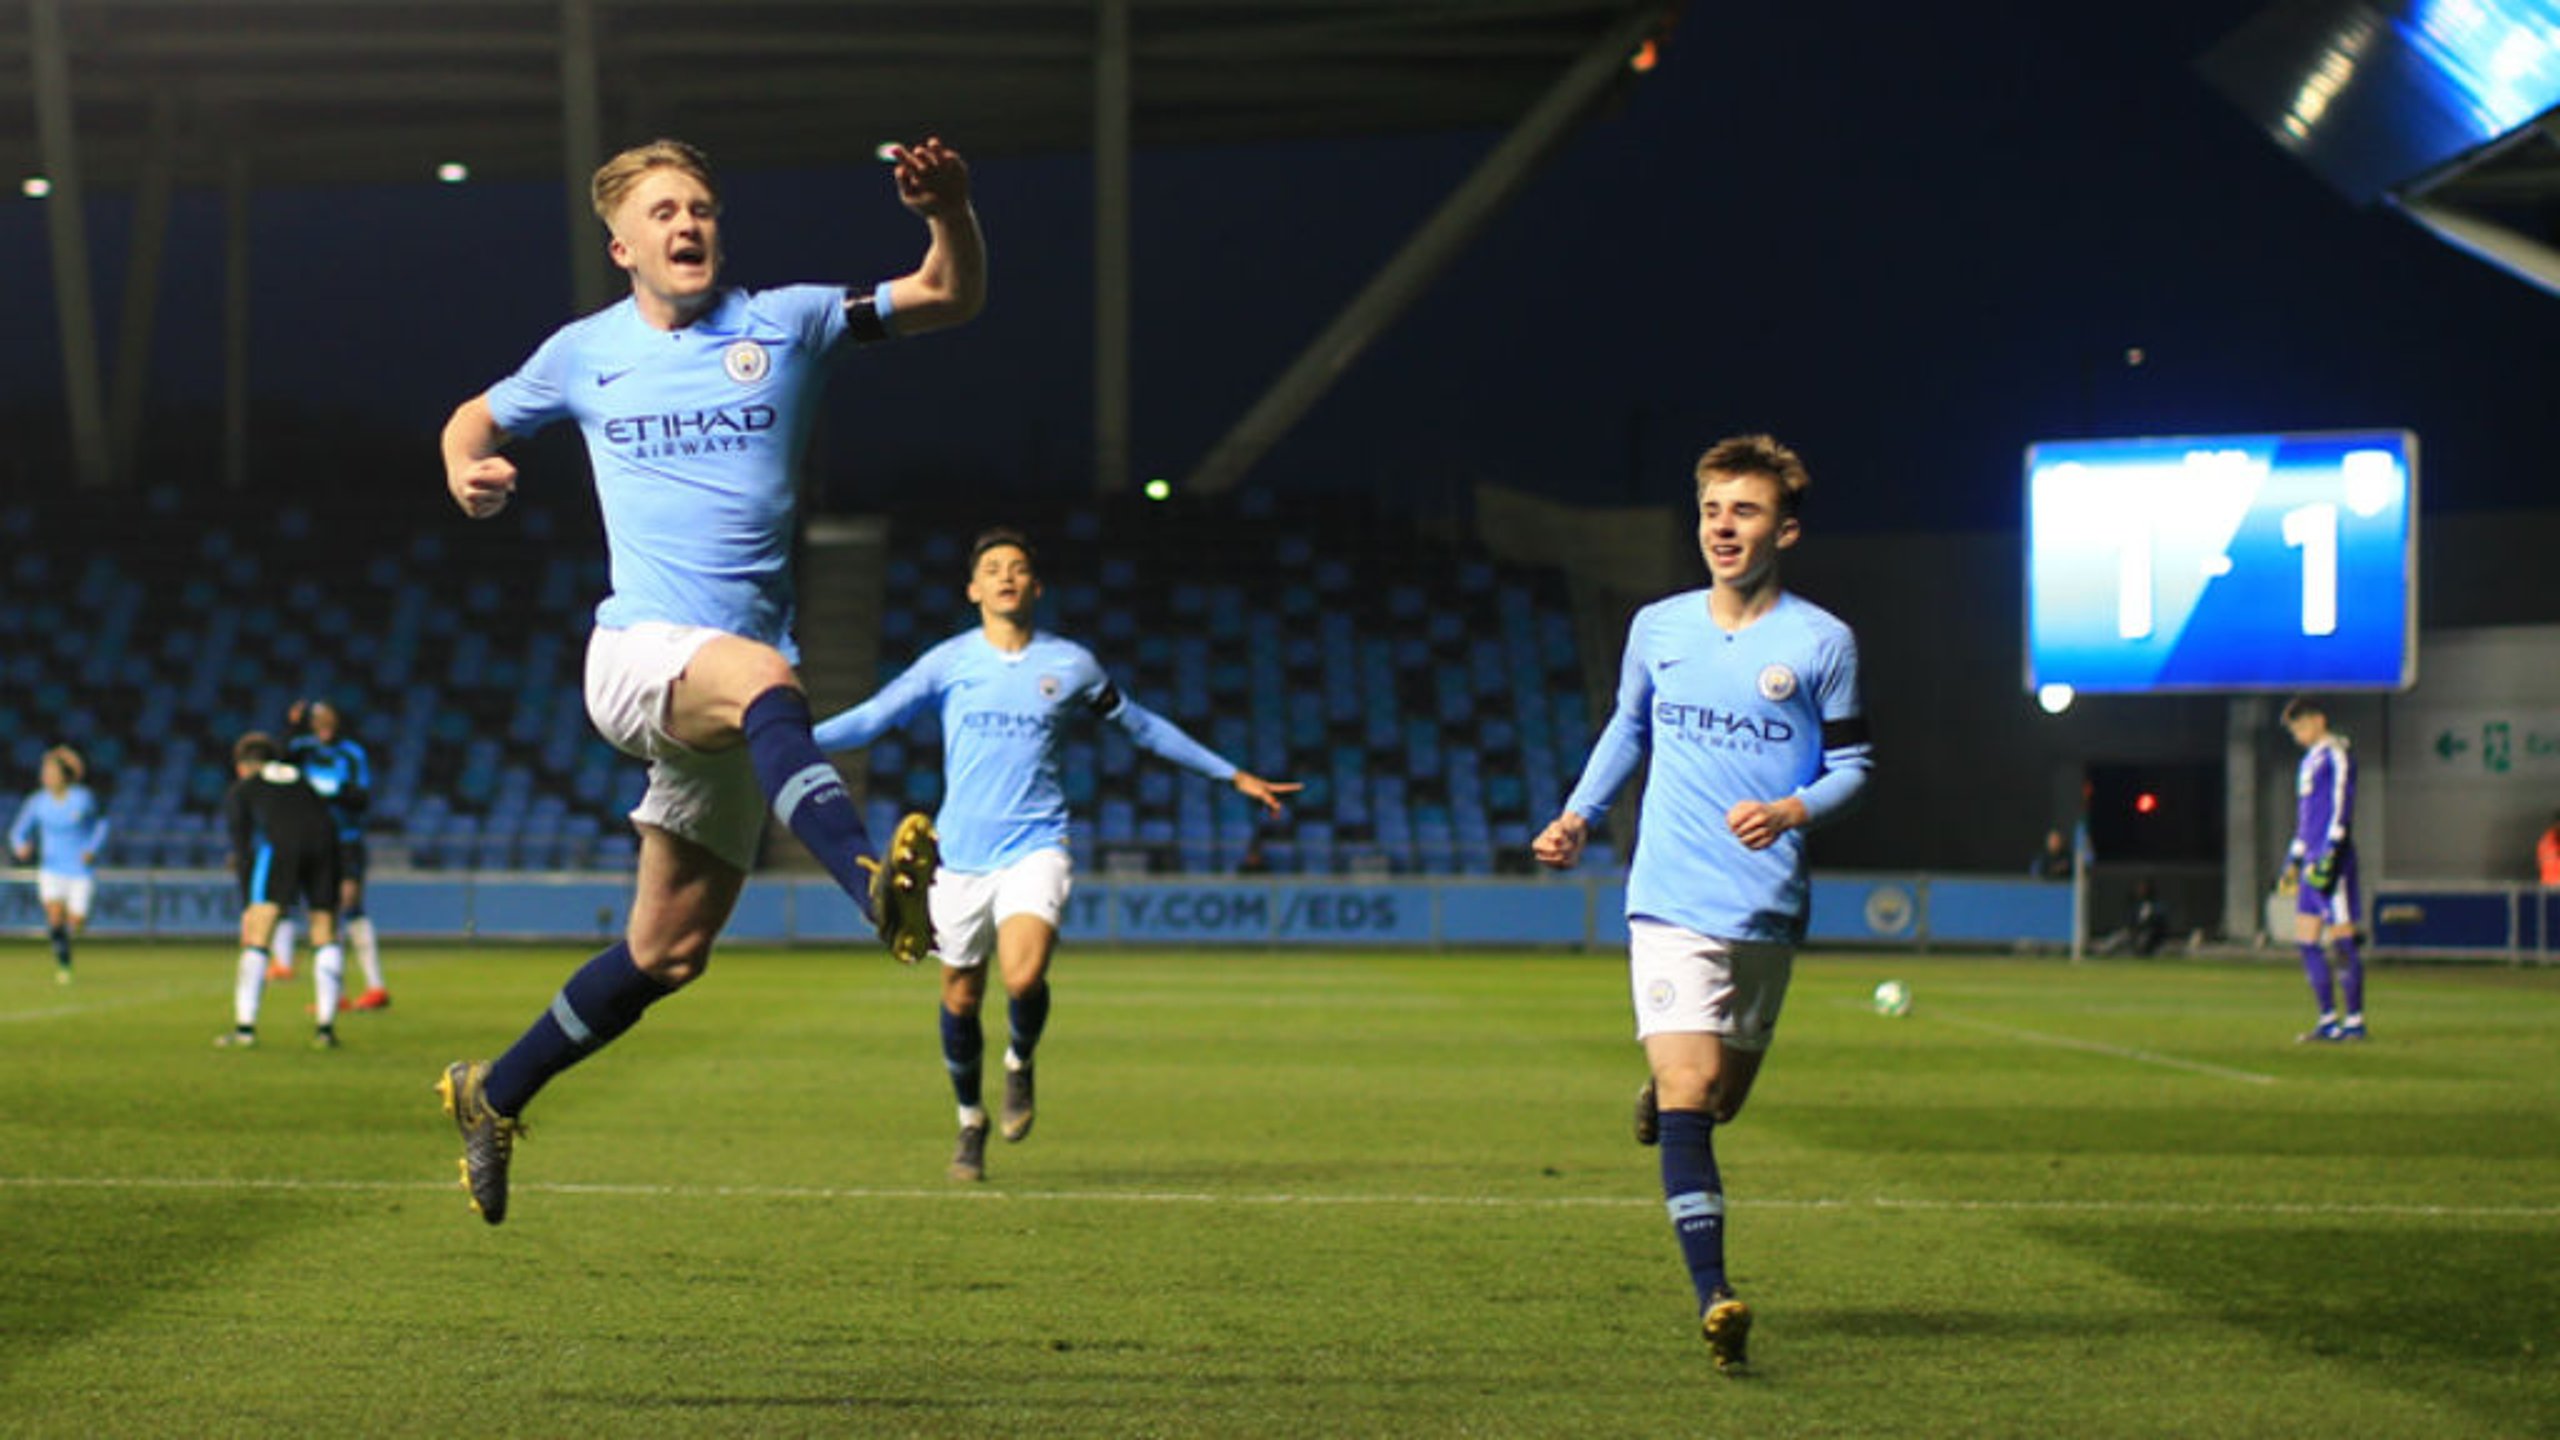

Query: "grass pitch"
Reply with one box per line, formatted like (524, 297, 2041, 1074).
(2, 940, 2555, 1438)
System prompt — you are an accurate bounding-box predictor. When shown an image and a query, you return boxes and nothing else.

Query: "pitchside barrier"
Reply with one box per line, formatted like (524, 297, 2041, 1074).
(7, 868, 2097, 952)
(21, 869, 2552, 961)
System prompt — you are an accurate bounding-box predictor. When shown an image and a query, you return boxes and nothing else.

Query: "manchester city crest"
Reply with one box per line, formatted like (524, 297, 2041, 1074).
(1038, 674, 1062, 699)
(1644, 977, 1677, 1013)
(1757, 663, 1797, 702)
(722, 340, 770, 385)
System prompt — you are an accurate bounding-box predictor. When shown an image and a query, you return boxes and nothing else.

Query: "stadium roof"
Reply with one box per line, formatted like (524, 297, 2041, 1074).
(0, 1, 1673, 189)
(9, 0, 1677, 493)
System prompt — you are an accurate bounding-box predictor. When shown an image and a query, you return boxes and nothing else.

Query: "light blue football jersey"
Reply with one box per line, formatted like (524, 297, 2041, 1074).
(486, 283, 888, 661)
(815, 629, 1236, 873)
(1564, 589, 1871, 944)
(9, 785, 107, 879)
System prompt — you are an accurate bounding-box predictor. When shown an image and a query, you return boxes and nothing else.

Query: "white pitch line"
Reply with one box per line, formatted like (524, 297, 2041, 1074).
(0, 984, 216, 1025)
(1927, 1010, 2279, 1085)
(2, 1174, 2550, 1221)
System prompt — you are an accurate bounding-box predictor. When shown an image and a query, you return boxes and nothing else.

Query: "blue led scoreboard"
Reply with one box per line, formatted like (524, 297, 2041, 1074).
(2025, 430, 2417, 694)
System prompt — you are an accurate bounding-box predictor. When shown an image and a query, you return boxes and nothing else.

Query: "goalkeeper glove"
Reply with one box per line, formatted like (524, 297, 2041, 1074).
(2278, 862, 2301, 895)
(2305, 851, 2338, 894)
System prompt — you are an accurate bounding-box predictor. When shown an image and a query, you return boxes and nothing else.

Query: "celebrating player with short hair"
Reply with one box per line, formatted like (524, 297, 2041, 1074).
(10, 745, 107, 985)
(273, 699, 391, 1008)
(2281, 696, 2365, 1042)
(815, 528, 1299, 1181)
(1534, 434, 1873, 1373)
(433, 135, 985, 1224)
(220, 732, 346, 1049)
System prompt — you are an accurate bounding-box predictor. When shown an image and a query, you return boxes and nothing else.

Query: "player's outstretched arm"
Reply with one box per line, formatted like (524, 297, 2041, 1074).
(1532, 811, 1589, 870)
(441, 393, 519, 520)
(1231, 772, 1301, 817)
(880, 137, 986, 335)
(812, 651, 946, 754)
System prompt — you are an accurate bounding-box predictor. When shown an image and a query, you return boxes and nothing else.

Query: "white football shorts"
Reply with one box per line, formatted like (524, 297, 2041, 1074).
(584, 622, 768, 873)
(1627, 917, 1794, 1050)
(930, 846, 1074, 970)
(36, 873, 95, 917)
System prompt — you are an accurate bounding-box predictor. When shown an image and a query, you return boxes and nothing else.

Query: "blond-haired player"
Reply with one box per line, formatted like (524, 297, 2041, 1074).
(434, 136, 985, 1224)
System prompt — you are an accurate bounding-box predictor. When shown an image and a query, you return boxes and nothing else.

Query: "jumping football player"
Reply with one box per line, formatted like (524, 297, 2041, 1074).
(10, 745, 107, 985)
(2281, 696, 2365, 1042)
(1534, 434, 1873, 1374)
(434, 135, 984, 1224)
(814, 528, 1299, 1181)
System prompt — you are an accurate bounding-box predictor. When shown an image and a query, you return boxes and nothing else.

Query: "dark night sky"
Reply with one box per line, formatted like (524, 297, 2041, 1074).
(3, 2, 2552, 529)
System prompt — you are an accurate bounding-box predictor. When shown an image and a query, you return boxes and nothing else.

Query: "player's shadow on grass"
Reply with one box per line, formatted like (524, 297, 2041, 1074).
(0, 1192, 283, 1379)
(2031, 1220, 2558, 1435)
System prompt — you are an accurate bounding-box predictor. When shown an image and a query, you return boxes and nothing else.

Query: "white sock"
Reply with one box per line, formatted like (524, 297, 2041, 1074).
(272, 920, 298, 970)
(314, 944, 345, 1026)
(234, 949, 268, 1029)
(957, 1104, 987, 1129)
(350, 916, 384, 991)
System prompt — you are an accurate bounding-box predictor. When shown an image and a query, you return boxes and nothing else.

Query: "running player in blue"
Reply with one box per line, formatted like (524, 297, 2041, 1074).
(10, 746, 107, 985)
(2282, 696, 2365, 1043)
(814, 528, 1299, 1181)
(433, 135, 985, 1224)
(274, 699, 391, 1008)
(1533, 434, 1873, 1374)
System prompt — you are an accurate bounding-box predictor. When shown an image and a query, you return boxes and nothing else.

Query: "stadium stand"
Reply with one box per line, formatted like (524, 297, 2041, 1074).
(0, 487, 1595, 878)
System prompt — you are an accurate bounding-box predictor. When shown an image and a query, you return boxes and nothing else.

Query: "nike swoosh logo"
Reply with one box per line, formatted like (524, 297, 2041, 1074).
(1653, 657, 1683, 669)
(595, 368, 636, 387)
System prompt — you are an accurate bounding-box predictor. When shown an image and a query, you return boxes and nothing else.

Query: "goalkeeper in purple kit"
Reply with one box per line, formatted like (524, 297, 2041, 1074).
(2281, 696, 2365, 1042)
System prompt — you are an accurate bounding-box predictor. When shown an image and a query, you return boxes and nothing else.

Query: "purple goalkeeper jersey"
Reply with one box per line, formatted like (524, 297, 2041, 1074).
(2293, 735, 2354, 860)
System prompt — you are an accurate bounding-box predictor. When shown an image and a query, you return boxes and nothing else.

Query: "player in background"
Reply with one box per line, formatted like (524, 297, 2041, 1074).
(219, 733, 346, 1049)
(10, 745, 108, 985)
(2281, 696, 2365, 1042)
(271, 699, 391, 1008)
(1533, 435, 1873, 1374)
(434, 135, 983, 1224)
(815, 528, 1299, 1181)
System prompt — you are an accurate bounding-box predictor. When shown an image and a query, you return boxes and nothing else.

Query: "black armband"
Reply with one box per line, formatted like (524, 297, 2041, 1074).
(1084, 682, 1124, 718)
(846, 293, 892, 345)
(1822, 716, 1871, 749)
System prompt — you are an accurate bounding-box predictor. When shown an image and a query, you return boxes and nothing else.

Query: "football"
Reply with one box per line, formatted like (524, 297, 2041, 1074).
(1871, 979, 1913, 1017)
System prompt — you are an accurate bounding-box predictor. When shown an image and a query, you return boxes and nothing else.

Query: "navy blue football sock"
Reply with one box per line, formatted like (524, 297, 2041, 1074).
(1658, 1109, 1727, 1309)
(742, 687, 879, 922)
(47, 924, 70, 968)
(1007, 978, 1052, 1064)
(484, 943, 673, 1117)
(2299, 943, 2336, 1016)
(941, 1005, 985, 1110)
(2334, 935, 2364, 1016)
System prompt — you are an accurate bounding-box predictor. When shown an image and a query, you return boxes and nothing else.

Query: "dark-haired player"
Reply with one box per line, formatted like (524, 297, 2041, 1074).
(815, 528, 1298, 1181)
(219, 732, 345, 1049)
(2281, 696, 2365, 1042)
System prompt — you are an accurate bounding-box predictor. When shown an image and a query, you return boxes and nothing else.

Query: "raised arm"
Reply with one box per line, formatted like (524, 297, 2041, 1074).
(441, 393, 519, 520)
(877, 137, 986, 335)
